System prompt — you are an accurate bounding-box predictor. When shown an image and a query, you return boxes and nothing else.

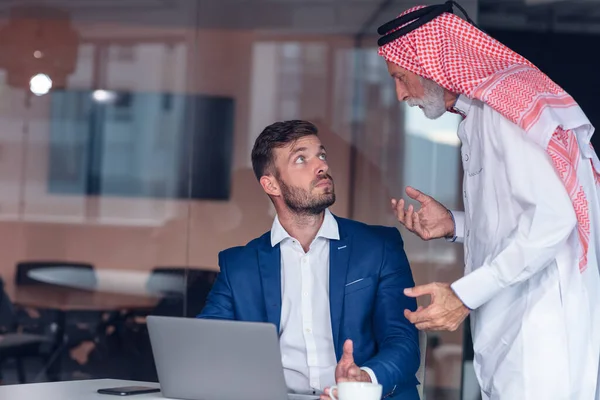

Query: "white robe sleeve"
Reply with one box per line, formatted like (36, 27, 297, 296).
(451, 114, 577, 311)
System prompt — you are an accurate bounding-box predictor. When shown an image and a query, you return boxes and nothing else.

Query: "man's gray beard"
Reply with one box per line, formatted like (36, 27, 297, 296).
(407, 77, 447, 120)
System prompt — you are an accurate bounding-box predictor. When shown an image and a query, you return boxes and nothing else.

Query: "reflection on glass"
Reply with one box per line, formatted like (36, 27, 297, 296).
(352, 48, 466, 398)
(0, 0, 474, 397)
(29, 74, 52, 96)
(403, 103, 461, 219)
(48, 90, 235, 201)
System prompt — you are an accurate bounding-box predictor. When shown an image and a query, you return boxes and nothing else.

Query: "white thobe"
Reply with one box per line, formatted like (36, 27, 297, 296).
(448, 95, 600, 400)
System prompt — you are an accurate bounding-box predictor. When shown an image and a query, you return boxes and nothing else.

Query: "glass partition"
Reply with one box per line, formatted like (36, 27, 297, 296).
(0, 1, 477, 398)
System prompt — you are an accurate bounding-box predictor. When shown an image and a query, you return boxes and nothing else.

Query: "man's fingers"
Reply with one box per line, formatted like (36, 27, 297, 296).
(405, 186, 429, 204)
(405, 305, 424, 320)
(393, 198, 426, 238)
(404, 282, 438, 298)
(404, 309, 417, 323)
(392, 198, 406, 224)
(415, 321, 437, 331)
(406, 305, 452, 331)
(347, 365, 361, 379)
(391, 198, 401, 219)
(321, 387, 339, 400)
(404, 204, 415, 231)
(415, 318, 450, 331)
(341, 339, 354, 362)
(412, 212, 424, 237)
(404, 306, 434, 324)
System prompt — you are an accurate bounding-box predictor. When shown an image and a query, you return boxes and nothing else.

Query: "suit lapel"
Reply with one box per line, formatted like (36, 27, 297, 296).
(329, 228, 351, 359)
(258, 243, 282, 332)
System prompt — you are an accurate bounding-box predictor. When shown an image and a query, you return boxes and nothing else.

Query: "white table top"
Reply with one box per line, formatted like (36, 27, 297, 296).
(0, 378, 318, 400)
(28, 268, 184, 297)
(0, 379, 166, 400)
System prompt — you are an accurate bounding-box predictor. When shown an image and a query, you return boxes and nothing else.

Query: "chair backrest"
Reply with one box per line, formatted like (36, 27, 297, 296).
(417, 330, 427, 399)
(146, 267, 185, 295)
(148, 267, 218, 318)
(0, 277, 16, 332)
(147, 267, 217, 292)
(15, 261, 96, 287)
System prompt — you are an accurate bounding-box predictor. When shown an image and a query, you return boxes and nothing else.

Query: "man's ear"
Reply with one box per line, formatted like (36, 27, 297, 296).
(260, 175, 280, 197)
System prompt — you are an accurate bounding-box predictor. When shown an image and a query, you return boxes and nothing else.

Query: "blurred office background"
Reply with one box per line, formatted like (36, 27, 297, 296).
(0, 1, 598, 399)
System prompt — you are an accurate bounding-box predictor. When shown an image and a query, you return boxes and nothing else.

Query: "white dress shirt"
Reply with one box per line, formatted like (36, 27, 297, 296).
(271, 209, 377, 395)
(447, 95, 600, 399)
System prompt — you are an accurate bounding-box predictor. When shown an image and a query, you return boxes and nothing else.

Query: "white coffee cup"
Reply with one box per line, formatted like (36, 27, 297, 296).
(328, 382, 383, 400)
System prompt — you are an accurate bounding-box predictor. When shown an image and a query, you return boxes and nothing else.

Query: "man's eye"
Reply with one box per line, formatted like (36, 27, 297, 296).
(295, 156, 305, 164)
(319, 153, 327, 160)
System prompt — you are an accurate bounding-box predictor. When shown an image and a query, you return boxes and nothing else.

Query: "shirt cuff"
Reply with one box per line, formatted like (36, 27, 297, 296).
(445, 210, 465, 243)
(450, 265, 503, 310)
(360, 367, 378, 384)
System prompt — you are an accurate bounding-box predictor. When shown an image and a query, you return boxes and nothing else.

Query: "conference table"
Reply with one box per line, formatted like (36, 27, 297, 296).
(3, 268, 171, 382)
(0, 379, 163, 399)
(0, 379, 322, 399)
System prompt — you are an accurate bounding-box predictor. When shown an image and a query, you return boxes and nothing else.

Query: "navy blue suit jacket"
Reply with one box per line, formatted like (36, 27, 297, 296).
(198, 215, 420, 399)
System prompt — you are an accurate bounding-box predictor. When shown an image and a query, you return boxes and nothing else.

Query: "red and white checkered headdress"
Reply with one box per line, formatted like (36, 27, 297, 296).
(378, 5, 599, 272)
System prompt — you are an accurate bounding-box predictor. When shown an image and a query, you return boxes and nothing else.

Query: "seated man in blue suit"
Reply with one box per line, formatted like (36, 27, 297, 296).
(199, 120, 420, 399)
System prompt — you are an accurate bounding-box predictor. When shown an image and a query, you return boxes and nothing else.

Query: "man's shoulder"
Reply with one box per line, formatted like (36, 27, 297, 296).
(335, 216, 402, 242)
(473, 98, 525, 132)
(218, 231, 270, 263)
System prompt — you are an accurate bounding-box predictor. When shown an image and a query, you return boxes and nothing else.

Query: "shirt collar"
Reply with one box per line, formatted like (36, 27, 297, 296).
(270, 208, 340, 247)
(449, 94, 472, 119)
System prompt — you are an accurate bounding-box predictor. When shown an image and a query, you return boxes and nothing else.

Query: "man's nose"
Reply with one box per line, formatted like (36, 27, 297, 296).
(395, 81, 409, 102)
(316, 159, 329, 175)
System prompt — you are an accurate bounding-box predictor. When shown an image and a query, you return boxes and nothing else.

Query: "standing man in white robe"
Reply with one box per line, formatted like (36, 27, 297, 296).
(376, 2, 600, 399)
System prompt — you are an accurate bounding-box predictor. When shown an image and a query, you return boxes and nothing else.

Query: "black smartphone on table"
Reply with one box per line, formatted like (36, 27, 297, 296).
(97, 386, 161, 396)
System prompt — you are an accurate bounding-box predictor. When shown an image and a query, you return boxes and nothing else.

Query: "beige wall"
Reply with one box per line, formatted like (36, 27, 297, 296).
(0, 21, 460, 294)
(0, 23, 358, 280)
(0, 18, 466, 391)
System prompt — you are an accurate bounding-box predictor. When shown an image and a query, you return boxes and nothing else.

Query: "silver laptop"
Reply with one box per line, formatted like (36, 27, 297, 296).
(146, 316, 320, 400)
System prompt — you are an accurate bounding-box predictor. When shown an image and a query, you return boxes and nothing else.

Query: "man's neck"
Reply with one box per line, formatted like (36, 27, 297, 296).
(444, 89, 459, 110)
(277, 208, 325, 253)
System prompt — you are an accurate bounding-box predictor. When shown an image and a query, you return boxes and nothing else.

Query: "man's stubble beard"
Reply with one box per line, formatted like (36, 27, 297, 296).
(277, 174, 336, 216)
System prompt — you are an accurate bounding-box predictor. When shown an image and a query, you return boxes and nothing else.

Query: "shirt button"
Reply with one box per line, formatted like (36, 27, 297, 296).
(303, 292, 308, 296)
(464, 154, 469, 161)
(306, 328, 312, 333)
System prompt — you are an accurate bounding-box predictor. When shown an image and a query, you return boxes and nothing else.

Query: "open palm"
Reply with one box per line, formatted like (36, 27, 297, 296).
(391, 186, 454, 240)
